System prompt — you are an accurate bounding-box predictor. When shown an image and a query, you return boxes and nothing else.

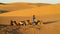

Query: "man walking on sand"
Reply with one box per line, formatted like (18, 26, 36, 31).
(32, 15, 36, 24)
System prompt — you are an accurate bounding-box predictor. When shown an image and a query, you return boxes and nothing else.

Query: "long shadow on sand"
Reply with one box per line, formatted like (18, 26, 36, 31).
(43, 20, 60, 24)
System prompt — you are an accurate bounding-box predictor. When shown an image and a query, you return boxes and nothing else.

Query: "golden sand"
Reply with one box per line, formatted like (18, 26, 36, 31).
(0, 3, 50, 11)
(0, 4, 60, 16)
(0, 3, 60, 34)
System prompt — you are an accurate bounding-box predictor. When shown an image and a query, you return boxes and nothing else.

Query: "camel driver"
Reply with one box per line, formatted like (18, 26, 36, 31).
(32, 15, 36, 24)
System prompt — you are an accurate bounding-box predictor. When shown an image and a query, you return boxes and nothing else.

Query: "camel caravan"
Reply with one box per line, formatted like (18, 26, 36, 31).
(10, 15, 42, 26)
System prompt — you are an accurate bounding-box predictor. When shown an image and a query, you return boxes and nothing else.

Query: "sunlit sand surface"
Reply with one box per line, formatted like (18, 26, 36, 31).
(0, 2, 50, 13)
(0, 2, 60, 34)
(0, 4, 60, 16)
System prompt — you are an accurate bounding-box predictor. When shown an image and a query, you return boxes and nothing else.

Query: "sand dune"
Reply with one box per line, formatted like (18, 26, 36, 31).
(0, 2, 50, 11)
(0, 4, 60, 16)
(0, 3, 60, 34)
(0, 4, 60, 24)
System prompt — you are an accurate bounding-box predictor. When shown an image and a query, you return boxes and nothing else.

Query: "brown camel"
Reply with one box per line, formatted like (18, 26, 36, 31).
(10, 20, 18, 26)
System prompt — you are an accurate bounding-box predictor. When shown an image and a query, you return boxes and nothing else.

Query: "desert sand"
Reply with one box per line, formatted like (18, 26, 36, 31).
(0, 2, 50, 12)
(0, 2, 60, 34)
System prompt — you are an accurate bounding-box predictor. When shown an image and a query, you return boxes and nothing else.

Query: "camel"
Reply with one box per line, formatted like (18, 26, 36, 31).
(26, 20, 41, 25)
(26, 20, 32, 25)
(10, 20, 18, 26)
(18, 21, 26, 26)
(34, 20, 41, 25)
(10, 20, 41, 26)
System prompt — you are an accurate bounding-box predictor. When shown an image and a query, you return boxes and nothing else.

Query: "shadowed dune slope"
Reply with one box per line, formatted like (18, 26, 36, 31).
(0, 3, 7, 5)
